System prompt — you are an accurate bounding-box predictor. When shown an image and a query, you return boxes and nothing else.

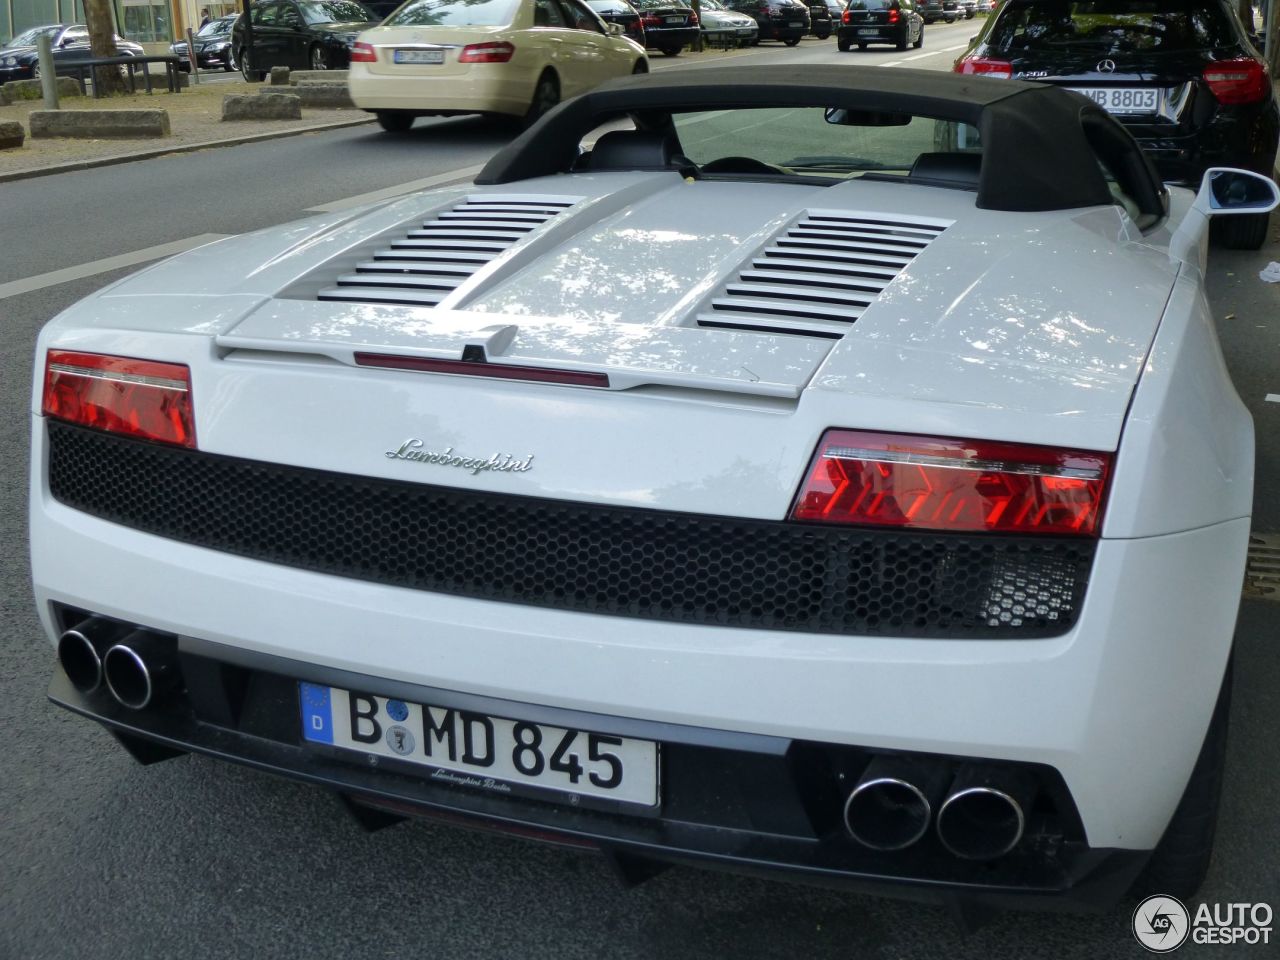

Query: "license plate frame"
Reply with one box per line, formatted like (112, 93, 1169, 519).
(1066, 85, 1160, 115)
(300, 683, 661, 810)
(857, 27, 879, 35)
(394, 48, 445, 65)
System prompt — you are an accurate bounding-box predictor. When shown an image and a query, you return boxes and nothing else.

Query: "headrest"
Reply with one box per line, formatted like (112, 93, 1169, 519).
(586, 130, 679, 172)
(908, 151, 983, 189)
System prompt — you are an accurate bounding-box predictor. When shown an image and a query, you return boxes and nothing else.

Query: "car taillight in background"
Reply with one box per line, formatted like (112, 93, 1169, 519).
(841, 9, 851, 22)
(1203, 58, 1268, 105)
(791, 430, 1111, 536)
(349, 41, 376, 62)
(642, 14, 662, 28)
(42, 351, 196, 449)
(689, 12, 698, 24)
(887, 8, 899, 23)
(458, 41, 515, 63)
(954, 56, 1012, 79)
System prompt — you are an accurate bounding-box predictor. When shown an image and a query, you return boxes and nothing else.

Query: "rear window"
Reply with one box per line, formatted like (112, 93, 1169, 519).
(384, 0, 520, 26)
(849, 1, 896, 10)
(989, 1, 1237, 54)
(298, 0, 375, 22)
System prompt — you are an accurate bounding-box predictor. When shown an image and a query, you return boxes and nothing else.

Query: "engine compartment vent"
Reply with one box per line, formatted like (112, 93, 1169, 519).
(698, 213, 951, 339)
(316, 196, 578, 308)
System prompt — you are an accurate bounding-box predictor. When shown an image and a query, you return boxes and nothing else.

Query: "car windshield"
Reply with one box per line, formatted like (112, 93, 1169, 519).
(988, 0, 1236, 55)
(197, 17, 235, 36)
(298, 0, 374, 23)
(670, 107, 981, 178)
(384, 0, 520, 26)
(6, 25, 62, 47)
(701, 0, 726, 9)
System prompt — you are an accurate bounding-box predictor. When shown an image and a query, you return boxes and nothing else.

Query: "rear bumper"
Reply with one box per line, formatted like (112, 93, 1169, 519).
(46, 648, 1149, 912)
(838, 25, 906, 43)
(1130, 109, 1280, 184)
(348, 64, 532, 116)
(644, 27, 700, 49)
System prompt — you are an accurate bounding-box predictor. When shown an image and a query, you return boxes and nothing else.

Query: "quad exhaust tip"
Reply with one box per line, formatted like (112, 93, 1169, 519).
(102, 630, 179, 710)
(935, 765, 1036, 861)
(57, 617, 128, 694)
(843, 757, 949, 852)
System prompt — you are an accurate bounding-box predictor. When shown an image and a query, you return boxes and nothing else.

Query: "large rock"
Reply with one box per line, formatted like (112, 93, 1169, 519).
(223, 92, 302, 120)
(292, 82, 355, 108)
(289, 70, 348, 85)
(0, 120, 24, 150)
(28, 109, 170, 138)
(1, 77, 83, 101)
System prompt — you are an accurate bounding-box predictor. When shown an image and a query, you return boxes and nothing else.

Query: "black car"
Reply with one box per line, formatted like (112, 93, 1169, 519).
(956, 0, 1280, 248)
(838, 0, 924, 50)
(232, 0, 381, 79)
(919, 0, 958, 22)
(629, 0, 700, 55)
(807, 1, 834, 38)
(169, 15, 238, 71)
(0, 24, 144, 82)
(725, 0, 811, 45)
(588, 0, 647, 46)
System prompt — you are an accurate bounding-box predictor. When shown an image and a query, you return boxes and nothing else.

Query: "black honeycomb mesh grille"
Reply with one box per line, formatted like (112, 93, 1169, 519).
(46, 422, 1095, 638)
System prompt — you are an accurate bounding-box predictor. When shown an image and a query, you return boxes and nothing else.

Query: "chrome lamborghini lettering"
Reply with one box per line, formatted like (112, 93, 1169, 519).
(386, 438, 535, 475)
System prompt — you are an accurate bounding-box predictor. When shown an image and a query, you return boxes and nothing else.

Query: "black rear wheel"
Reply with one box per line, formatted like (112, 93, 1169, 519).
(837, 36, 851, 52)
(524, 72, 559, 127)
(376, 111, 414, 133)
(239, 49, 264, 82)
(784, 36, 801, 46)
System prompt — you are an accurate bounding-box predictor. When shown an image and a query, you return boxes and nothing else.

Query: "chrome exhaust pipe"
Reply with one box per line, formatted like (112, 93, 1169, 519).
(103, 631, 179, 710)
(936, 765, 1037, 861)
(57, 617, 128, 694)
(843, 757, 950, 851)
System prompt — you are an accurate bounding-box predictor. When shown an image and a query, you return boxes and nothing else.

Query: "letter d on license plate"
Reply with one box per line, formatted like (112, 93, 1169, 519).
(300, 683, 659, 808)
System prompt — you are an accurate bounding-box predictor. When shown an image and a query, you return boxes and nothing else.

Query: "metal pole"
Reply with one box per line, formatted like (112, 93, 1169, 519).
(186, 27, 200, 84)
(36, 33, 60, 110)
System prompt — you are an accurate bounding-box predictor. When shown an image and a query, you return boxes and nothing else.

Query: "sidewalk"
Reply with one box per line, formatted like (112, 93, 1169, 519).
(0, 78, 373, 182)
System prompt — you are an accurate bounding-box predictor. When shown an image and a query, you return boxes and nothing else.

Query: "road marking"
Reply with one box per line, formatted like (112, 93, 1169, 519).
(1266, 394, 1280, 403)
(307, 164, 487, 213)
(0, 234, 230, 301)
(885, 42, 971, 66)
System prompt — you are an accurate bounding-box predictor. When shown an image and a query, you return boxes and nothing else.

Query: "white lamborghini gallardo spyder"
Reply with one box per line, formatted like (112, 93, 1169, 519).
(31, 66, 1279, 913)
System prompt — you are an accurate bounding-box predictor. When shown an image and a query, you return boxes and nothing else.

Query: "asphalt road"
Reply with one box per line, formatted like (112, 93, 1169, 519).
(3, 22, 1279, 960)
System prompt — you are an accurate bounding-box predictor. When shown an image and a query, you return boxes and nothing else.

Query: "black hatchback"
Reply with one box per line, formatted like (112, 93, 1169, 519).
(956, 0, 1280, 248)
(838, 0, 925, 51)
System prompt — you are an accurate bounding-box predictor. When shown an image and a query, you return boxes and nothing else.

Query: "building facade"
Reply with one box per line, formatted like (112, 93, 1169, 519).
(2, 0, 242, 46)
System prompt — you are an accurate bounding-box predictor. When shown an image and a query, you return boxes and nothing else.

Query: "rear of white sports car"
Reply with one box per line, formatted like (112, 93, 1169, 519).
(29, 69, 1257, 912)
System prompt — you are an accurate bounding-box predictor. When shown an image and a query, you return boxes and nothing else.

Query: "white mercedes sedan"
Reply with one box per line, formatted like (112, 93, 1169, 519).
(347, 0, 648, 131)
(31, 67, 1278, 915)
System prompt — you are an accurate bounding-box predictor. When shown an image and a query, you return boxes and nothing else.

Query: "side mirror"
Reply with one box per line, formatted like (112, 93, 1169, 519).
(1199, 168, 1280, 215)
(606, 22, 624, 36)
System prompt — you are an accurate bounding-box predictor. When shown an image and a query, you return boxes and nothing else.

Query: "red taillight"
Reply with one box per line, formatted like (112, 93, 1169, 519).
(42, 350, 196, 449)
(458, 41, 515, 63)
(1203, 57, 1268, 105)
(790, 430, 1111, 536)
(887, 8, 900, 23)
(841, 9, 851, 22)
(349, 41, 376, 63)
(641, 14, 662, 27)
(955, 56, 1013, 79)
(689, 12, 698, 24)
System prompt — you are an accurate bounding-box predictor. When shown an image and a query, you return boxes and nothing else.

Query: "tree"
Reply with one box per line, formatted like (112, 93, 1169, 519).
(84, 0, 128, 96)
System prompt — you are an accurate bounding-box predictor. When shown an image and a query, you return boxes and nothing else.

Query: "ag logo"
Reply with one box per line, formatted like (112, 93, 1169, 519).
(1133, 895, 1191, 953)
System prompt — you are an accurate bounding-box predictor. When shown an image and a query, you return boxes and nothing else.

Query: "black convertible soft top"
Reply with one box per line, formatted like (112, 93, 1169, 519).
(476, 66, 1123, 213)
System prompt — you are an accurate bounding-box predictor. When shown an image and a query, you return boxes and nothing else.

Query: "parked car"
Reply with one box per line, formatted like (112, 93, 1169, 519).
(725, 0, 810, 44)
(34, 64, 1276, 915)
(169, 15, 238, 71)
(698, 0, 758, 46)
(232, 0, 381, 79)
(587, 0, 647, 46)
(628, 0, 700, 55)
(955, 0, 1280, 248)
(348, 0, 648, 131)
(807, 0, 834, 38)
(957, 0, 976, 17)
(919, 0, 957, 22)
(837, 0, 924, 50)
(0, 24, 143, 82)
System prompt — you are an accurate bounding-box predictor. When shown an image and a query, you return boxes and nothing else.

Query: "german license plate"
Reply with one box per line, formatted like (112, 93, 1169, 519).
(665, 16, 684, 24)
(1067, 86, 1159, 114)
(394, 48, 445, 64)
(790, 20, 803, 27)
(300, 683, 659, 807)
(858, 27, 878, 35)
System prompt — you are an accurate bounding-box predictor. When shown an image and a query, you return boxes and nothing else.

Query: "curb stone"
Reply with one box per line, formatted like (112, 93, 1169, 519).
(29, 108, 170, 138)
